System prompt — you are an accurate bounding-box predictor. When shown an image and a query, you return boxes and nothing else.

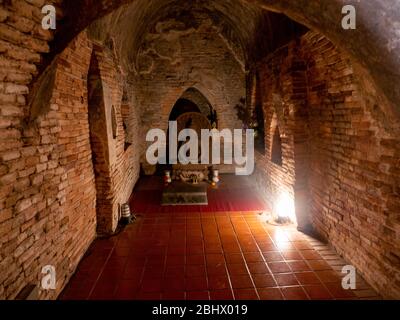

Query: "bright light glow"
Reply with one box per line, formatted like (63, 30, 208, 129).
(273, 229, 289, 243)
(274, 192, 297, 224)
(258, 211, 269, 222)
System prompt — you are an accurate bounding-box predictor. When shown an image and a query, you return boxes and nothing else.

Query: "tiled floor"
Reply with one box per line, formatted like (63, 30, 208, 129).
(60, 210, 380, 300)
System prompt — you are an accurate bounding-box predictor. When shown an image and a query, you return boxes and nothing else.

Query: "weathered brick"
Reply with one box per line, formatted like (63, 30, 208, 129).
(15, 198, 32, 213)
(1, 150, 20, 161)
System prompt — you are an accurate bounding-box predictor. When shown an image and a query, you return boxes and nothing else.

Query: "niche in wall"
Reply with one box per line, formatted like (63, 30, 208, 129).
(121, 88, 132, 151)
(270, 117, 283, 166)
(253, 72, 265, 154)
(271, 127, 283, 166)
(111, 105, 117, 139)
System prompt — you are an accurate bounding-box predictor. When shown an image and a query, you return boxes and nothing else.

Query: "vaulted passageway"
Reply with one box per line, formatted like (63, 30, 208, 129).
(0, 1, 399, 300)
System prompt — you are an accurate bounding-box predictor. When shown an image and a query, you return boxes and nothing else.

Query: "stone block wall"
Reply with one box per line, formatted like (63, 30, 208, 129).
(254, 31, 400, 298)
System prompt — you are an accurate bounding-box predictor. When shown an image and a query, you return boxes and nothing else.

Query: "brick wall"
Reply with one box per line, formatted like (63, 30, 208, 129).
(255, 31, 400, 298)
(0, 29, 96, 299)
(0, 27, 140, 298)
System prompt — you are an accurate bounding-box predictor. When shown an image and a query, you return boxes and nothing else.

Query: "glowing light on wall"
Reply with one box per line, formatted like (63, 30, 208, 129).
(274, 192, 297, 224)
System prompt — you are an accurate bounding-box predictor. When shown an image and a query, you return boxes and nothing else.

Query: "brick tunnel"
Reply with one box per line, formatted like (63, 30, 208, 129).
(0, 0, 399, 301)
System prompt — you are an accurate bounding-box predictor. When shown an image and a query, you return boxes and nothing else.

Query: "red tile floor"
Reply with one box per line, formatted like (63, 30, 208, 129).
(60, 177, 380, 300)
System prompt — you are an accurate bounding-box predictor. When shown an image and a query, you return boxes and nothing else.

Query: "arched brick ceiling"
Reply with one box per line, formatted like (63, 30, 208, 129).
(85, 0, 305, 71)
(41, 0, 400, 117)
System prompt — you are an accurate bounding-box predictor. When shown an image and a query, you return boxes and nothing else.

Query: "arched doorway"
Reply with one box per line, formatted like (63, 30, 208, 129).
(169, 99, 201, 121)
(156, 88, 217, 175)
